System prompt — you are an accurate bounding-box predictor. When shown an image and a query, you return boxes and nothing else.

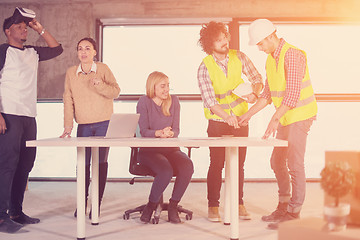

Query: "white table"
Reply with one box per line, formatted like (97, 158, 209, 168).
(26, 137, 287, 240)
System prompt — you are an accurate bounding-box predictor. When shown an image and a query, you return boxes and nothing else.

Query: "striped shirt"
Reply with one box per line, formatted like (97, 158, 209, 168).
(197, 50, 263, 109)
(260, 38, 306, 108)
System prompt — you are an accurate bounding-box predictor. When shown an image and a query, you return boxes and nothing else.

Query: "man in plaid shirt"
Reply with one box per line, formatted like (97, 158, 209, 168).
(197, 21, 263, 222)
(239, 19, 317, 229)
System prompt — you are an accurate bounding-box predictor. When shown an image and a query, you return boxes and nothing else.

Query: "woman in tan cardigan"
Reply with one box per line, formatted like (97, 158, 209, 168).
(60, 37, 120, 218)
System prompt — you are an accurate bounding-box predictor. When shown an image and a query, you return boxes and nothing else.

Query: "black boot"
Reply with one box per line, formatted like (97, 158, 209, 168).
(89, 162, 108, 219)
(98, 162, 108, 212)
(168, 199, 181, 224)
(140, 201, 157, 223)
(74, 165, 91, 218)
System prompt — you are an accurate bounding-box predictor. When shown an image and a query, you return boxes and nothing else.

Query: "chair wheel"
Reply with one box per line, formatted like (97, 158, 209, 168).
(123, 213, 130, 220)
(185, 213, 192, 220)
(152, 217, 159, 224)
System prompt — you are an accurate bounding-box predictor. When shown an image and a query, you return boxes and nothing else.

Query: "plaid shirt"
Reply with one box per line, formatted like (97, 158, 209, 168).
(197, 51, 263, 109)
(260, 39, 306, 108)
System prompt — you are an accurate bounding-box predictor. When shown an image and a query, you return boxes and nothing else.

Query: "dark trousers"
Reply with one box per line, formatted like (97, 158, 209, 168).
(206, 120, 248, 207)
(0, 113, 37, 219)
(138, 148, 194, 203)
(77, 120, 110, 166)
(76, 121, 110, 205)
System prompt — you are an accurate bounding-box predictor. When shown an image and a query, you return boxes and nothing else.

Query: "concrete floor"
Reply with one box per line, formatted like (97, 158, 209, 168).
(0, 181, 325, 240)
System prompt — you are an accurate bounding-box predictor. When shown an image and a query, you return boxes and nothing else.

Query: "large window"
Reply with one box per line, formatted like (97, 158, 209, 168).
(30, 20, 360, 180)
(103, 24, 207, 95)
(103, 22, 360, 95)
(239, 24, 360, 94)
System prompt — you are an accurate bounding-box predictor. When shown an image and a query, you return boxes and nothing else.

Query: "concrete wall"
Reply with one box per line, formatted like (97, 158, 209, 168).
(1, 0, 360, 99)
(0, 3, 93, 98)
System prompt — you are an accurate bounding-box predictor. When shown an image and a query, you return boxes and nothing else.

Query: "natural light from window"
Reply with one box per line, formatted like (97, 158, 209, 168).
(240, 24, 360, 93)
(31, 22, 360, 179)
(103, 25, 206, 95)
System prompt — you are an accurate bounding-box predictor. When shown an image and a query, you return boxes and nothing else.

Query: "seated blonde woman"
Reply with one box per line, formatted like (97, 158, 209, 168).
(136, 71, 194, 224)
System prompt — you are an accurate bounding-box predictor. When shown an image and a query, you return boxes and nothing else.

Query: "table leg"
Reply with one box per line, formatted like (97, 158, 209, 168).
(91, 147, 99, 225)
(229, 147, 239, 240)
(224, 147, 231, 225)
(77, 147, 86, 240)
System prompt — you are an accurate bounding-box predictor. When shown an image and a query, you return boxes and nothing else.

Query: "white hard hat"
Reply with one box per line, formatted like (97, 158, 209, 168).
(248, 19, 276, 45)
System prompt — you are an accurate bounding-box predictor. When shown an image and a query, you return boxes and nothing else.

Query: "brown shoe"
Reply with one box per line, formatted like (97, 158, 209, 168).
(267, 211, 300, 230)
(239, 205, 251, 220)
(261, 202, 288, 222)
(208, 207, 221, 222)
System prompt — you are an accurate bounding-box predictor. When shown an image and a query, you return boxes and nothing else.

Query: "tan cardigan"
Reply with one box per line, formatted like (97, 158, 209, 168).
(63, 62, 120, 128)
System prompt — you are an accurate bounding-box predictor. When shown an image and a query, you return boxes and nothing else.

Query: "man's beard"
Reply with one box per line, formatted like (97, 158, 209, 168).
(214, 47, 229, 55)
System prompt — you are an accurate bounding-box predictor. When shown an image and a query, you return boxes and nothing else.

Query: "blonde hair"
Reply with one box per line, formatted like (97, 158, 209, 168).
(146, 71, 172, 116)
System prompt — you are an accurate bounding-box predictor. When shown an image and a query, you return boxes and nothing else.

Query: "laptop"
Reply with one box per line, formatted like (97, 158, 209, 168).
(104, 113, 140, 138)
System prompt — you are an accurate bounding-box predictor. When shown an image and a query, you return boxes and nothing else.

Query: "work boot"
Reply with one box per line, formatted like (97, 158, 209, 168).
(0, 218, 23, 233)
(140, 201, 157, 223)
(267, 211, 300, 230)
(168, 199, 181, 224)
(239, 204, 251, 220)
(261, 202, 288, 222)
(74, 165, 91, 218)
(208, 206, 221, 222)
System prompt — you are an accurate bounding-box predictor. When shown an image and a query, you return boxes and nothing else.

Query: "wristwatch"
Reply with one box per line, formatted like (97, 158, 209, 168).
(39, 28, 46, 36)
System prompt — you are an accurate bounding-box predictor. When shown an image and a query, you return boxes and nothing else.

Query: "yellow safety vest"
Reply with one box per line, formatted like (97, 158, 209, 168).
(202, 49, 248, 120)
(266, 42, 317, 126)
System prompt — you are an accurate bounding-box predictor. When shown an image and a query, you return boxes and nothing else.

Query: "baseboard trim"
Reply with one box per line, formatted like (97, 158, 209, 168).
(28, 177, 320, 183)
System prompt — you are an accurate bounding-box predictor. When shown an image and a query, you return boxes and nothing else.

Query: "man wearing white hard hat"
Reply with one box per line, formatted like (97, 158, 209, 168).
(238, 19, 317, 229)
(0, 7, 63, 233)
(197, 21, 263, 222)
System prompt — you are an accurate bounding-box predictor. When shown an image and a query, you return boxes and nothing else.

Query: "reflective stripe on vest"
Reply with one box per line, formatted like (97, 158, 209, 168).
(202, 49, 248, 120)
(266, 42, 317, 126)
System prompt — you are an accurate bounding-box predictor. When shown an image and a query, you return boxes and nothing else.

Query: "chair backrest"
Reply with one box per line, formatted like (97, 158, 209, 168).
(128, 147, 155, 177)
(128, 126, 197, 178)
(129, 127, 154, 177)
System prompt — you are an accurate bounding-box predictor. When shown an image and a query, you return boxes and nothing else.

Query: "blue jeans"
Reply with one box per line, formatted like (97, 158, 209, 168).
(271, 119, 313, 213)
(206, 120, 249, 207)
(138, 148, 194, 203)
(0, 114, 37, 219)
(77, 120, 110, 166)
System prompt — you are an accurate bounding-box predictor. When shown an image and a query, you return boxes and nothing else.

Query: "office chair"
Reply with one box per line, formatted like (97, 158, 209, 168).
(123, 147, 195, 224)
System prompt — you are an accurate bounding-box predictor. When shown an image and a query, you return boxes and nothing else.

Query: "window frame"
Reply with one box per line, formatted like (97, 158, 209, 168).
(95, 18, 360, 103)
